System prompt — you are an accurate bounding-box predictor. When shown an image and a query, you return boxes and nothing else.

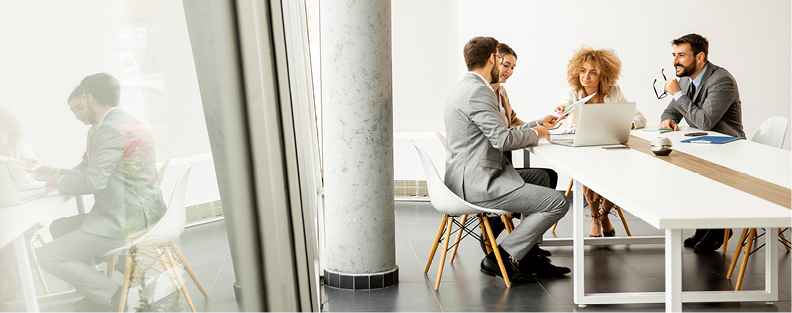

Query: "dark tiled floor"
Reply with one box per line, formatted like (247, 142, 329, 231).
(26, 220, 238, 312)
(321, 201, 792, 312)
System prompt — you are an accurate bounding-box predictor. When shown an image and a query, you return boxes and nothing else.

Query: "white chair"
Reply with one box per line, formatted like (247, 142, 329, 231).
(104, 164, 207, 312)
(727, 116, 790, 291)
(411, 141, 514, 290)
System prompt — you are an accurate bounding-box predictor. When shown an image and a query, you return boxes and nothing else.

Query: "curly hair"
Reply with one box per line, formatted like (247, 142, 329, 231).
(0, 106, 22, 149)
(566, 46, 622, 97)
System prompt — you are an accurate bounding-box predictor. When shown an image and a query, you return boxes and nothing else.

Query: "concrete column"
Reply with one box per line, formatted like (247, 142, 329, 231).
(321, 0, 397, 289)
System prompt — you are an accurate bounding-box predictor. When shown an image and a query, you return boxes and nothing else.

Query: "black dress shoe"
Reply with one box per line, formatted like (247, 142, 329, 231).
(684, 229, 708, 247)
(518, 255, 571, 277)
(479, 216, 507, 254)
(480, 248, 536, 283)
(529, 244, 552, 257)
(694, 229, 733, 253)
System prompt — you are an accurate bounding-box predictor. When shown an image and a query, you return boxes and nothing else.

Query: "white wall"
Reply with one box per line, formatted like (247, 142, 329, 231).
(392, 0, 791, 181)
(393, 0, 791, 147)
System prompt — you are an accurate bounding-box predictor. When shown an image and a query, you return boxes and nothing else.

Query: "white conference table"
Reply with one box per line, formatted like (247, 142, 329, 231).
(0, 194, 72, 312)
(527, 127, 791, 312)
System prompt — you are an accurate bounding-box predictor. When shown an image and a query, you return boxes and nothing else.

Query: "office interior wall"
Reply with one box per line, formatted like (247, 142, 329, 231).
(392, 0, 791, 180)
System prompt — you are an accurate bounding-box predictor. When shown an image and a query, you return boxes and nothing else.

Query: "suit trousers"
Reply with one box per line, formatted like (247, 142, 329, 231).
(472, 169, 569, 260)
(36, 215, 125, 304)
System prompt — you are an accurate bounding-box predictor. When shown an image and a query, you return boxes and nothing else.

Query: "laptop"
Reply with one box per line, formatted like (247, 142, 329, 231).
(0, 163, 48, 207)
(549, 102, 636, 147)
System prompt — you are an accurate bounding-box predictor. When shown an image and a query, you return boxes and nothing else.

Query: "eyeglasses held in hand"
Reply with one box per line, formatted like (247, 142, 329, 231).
(653, 69, 668, 99)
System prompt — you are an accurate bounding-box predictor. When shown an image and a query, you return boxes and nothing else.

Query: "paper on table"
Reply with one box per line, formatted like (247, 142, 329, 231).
(0, 155, 37, 170)
(641, 129, 673, 133)
(553, 93, 596, 117)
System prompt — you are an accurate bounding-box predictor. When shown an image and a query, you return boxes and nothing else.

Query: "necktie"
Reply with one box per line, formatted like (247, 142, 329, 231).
(688, 82, 696, 99)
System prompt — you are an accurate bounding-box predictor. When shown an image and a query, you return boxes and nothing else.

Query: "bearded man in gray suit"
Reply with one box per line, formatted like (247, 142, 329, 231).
(659, 33, 744, 254)
(444, 36, 570, 282)
(35, 73, 166, 311)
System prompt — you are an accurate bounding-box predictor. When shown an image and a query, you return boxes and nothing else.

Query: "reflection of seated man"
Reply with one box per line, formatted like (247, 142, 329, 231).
(34, 73, 166, 311)
(0, 106, 39, 182)
(67, 85, 97, 171)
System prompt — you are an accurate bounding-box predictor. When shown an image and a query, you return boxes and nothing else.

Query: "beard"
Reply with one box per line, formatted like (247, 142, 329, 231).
(674, 61, 697, 77)
(489, 64, 500, 84)
(86, 103, 98, 124)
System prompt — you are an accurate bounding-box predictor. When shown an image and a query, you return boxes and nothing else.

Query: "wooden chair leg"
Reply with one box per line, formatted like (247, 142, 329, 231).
(727, 228, 750, 278)
(424, 214, 449, 273)
(734, 228, 757, 291)
(106, 254, 118, 279)
(170, 242, 208, 297)
(165, 246, 197, 312)
(722, 228, 731, 254)
(481, 214, 511, 288)
(478, 215, 492, 254)
(434, 216, 454, 290)
(449, 215, 468, 263)
(506, 215, 515, 233)
(613, 206, 631, 236)
(501, 215, 512, 234)
(154, 246, 183, 292)
(779, 228, 790, 252)
(117, 253, 132, 312)
(36, 234, 48, 245)
(26, 239, 49, 295)
(552, 180, 575, 231)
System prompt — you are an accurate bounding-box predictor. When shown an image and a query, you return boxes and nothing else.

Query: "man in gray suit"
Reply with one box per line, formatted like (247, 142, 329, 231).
(35, 73, 166, 311)
(445, 36, 569, 282)
(659, 33, 743, 253)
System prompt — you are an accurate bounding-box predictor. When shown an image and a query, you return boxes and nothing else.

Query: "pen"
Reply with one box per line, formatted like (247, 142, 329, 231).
(691, 140, 711, 143)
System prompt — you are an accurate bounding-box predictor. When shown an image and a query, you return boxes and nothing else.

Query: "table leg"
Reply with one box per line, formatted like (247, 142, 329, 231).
(13, 235, 39, 312)
(665, 229, 682, 312)
(765, 227, 778, 299)
(75, 195, 85, 215)
(572, 180, 585, 304)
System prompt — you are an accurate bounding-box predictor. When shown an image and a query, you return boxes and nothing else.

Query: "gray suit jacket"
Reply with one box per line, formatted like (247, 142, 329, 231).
(661, 62, 745, 137)
(444, 73, 540, 203)
(59, 108, 166, 239)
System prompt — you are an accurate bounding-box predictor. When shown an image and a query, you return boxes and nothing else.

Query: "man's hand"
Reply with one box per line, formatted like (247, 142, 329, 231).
(539, 114, 565, 129)
(34, 166, 56, 180)
(664, 78, 681, 95)
(658, 119, 679, 131)
(533, 126, 551, 140)
(45, 174, 62, 192)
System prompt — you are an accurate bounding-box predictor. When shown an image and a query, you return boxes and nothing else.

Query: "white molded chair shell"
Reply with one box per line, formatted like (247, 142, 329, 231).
(411, 141, 511, 216)
(104, 164, 195, 255)
(750, 116, 788, 149)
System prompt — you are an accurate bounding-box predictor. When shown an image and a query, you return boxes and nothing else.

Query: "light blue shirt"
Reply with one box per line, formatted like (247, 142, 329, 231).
(673, 64, 708, 101)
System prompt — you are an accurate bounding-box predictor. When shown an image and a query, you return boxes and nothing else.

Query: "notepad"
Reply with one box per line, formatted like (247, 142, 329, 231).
(680, 136, 744, 144)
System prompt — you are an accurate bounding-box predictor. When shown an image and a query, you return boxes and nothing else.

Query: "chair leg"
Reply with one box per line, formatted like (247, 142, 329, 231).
(154, 246, 183, 293)
(117, 253, 132, 312)
(779, 228, 790, 252)
(481, 213, 511, 288)
(727, 228, 750, 278)
(26, 239, 49, 295)
(36, 234, 48, 245)
(106, 255, 118, 279)
(613, 206, 631, 236)
(165, 246, 197, 312)
(722, 228, 731, 254)
(478, 215, 492, 255)
(501, 215, 512, 234)
(434, 216, 454, 290)
(449, 215, 467, 263)
(424, 214, 449, 274)
(552, 180, 575, 232)
(506, 215, 515, 233)
(735, 228, 757, 291)
(170, 242, 208, 297)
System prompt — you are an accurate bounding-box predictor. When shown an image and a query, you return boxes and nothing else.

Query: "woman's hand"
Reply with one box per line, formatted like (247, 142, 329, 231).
(554, 104, 567, 113)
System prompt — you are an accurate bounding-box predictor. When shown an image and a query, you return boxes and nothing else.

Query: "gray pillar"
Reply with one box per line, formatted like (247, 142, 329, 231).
(321, 0, 397, 289)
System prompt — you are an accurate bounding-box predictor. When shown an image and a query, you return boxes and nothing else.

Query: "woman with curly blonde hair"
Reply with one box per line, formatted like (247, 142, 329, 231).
(553, 46, 646, 237)
(0, 106, 38, 182)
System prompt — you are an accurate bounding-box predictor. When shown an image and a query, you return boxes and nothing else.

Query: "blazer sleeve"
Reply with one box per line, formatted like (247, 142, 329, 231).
(668, 73, 737, 131)
(57, 123, 123, 195)
(469, 85, 538, 151)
